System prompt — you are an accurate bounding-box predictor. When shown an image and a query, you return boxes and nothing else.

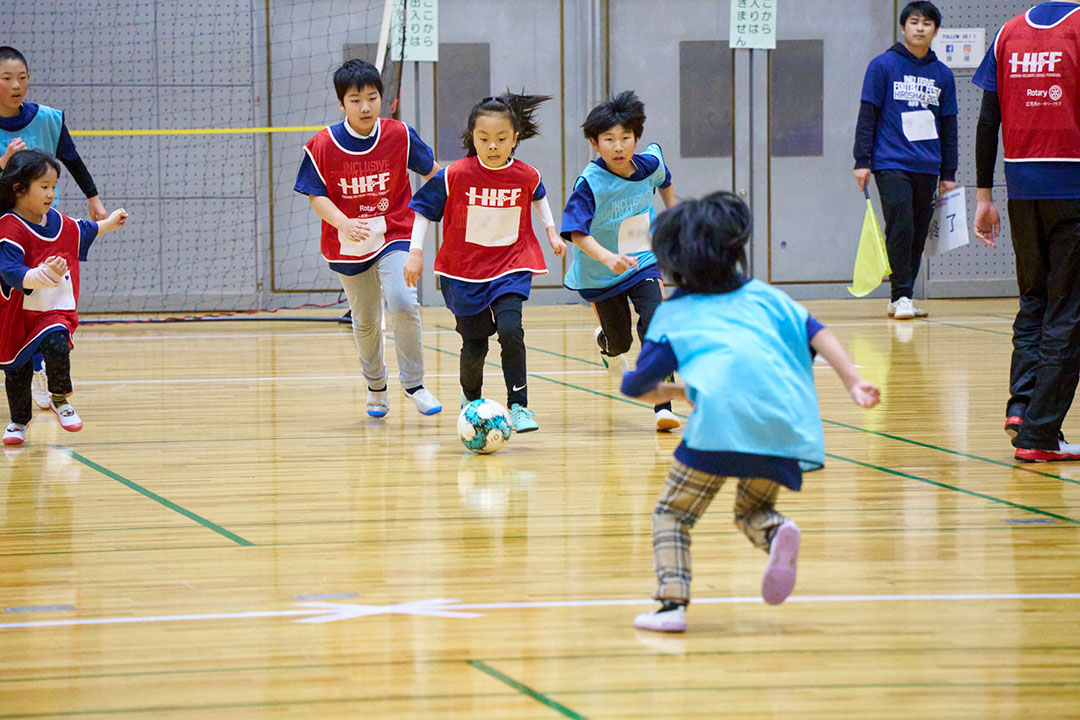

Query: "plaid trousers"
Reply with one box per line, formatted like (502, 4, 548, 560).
(651, 459, 787, 602)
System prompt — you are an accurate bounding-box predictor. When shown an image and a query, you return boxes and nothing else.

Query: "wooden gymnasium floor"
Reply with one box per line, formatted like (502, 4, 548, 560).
(1, 297, 1078, 719)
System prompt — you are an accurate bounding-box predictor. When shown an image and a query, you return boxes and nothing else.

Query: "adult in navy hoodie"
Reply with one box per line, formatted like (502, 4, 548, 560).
(853, 2, 958, 319)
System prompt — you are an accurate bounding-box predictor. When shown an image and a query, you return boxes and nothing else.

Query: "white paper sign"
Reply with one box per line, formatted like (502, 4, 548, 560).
(730, 0, 777, 50)
(931, 29, 985, 69)
(388, 0, 438, 63)
(925, 187, 969, 258)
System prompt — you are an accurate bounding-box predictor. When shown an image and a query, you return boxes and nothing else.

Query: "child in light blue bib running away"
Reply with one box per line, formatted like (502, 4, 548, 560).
(621, 191, 880, 633)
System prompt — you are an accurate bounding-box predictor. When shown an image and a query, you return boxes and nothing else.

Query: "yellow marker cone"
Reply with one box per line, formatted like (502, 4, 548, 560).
(848, 187, 892, 297)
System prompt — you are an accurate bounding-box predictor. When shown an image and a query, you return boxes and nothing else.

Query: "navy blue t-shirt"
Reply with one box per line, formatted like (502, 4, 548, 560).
(861, 44, 958, 176)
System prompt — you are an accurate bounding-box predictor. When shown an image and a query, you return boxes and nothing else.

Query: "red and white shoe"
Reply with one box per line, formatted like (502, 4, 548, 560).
(3, 423, 26, 445)
(49, 400, 82, 432)
(762, 520, 800, 605)
(1014, 439, 1080, 463)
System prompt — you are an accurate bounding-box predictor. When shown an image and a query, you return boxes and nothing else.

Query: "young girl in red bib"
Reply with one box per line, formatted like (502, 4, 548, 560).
(405, 92, 565, 433)
(0, 150, 127, 445)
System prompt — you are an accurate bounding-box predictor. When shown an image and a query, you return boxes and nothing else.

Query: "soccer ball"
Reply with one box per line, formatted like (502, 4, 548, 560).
(457, 399, 512, 454)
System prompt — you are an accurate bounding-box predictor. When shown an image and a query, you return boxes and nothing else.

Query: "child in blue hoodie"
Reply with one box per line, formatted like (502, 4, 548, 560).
(853, 1, 957, 320)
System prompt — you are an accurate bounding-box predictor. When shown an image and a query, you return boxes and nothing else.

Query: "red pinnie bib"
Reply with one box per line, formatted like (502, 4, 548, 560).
(996, 7, 1080, 161)
(303, 118, 414, 263)
(0, 210, 81, 367)
(434, 156, 548, 282)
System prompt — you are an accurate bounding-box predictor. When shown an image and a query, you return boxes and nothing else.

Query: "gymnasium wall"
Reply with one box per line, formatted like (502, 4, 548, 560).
(1, 0, 1037, 311)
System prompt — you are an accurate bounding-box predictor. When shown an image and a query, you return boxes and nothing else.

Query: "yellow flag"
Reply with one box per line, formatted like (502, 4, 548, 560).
(847, 194, 891, 297)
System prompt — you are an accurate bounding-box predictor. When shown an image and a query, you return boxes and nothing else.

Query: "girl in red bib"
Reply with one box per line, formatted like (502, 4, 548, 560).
(405, 92, 565, 432)
(0, 150, 127, 445)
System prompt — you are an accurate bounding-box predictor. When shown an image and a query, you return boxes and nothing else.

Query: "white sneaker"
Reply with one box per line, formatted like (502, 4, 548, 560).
(404, 386, 442, 415)
(366, 388, 389, 418)
(49, 400, 82, 432)
(3, 422, 26, 445)
(633, 604, 687, 633)
(595, 327, 630, 374)
(655, 408, 681, 432)
(888, 297, 927, 318)
(891, 297, 915, 320)
(31, 368, 50, 409)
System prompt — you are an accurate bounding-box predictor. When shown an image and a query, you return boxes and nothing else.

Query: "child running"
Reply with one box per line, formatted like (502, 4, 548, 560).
(622, 192, 880, 633)
(404, 92, 565, 432)
(560, 90, 680, 432)
(0, 46, 112, 411)
(295, 59, 442, 419)
(0, 150, 127, 445)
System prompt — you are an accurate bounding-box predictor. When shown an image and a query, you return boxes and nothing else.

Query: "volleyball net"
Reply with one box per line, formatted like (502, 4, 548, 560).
(3, 0, 410, 319)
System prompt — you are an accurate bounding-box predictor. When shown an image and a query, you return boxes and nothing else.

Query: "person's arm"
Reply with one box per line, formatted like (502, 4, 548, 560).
(403, 171, 448, 286)
(55, 120, 107, 220)
(853, 100, 880, 192)
(571, 231, 639, 274)
(973, 90, 1002, 248)
(0, 137, 27, 170)
(810, 327, 880, 408)
(621, 339, 682, 402)
(658, 184, 677, 208)
(405, 126, 442, 181)
(938, 113, 959, 192)
(308, 195, 369, 243)
(0, 242, 65, 291)
(403, 215, 430, 287)
(532, 195, 565, 257)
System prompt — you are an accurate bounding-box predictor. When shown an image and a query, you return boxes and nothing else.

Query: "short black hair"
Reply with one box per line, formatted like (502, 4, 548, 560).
(900, 1, 942, 28)
(0, 149, 61, 214)
(0, 46, 28, 71)
(651, 191, 752, 295)
(581, 90, 646, 140)
(333, 58, 382, 102)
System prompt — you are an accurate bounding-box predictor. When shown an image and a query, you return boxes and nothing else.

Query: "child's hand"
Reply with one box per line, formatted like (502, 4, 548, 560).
(44, 255, 68, 278)
(603, 252, 639, 274)
(403, 250, 423, 288)
(106, 208, 128, 230)
(848, 379, 881, 409)
(1, 137, 27, 169)
(341, 218, 370, 243)
(548, 232, 566, 258)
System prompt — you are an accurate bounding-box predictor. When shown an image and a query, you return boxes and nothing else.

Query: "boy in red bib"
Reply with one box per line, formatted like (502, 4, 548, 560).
(295, 59, 442, 418)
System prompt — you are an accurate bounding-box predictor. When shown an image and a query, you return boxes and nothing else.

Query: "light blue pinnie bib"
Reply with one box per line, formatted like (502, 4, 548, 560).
(564, 143, 667, 291)
(646, 281, 826, 470)
(0, 105, 64, 208)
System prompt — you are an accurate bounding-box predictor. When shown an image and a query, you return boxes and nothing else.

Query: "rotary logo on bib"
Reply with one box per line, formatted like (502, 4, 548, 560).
(377, 198, 390, 212)
(1049, 85, 1064, 101)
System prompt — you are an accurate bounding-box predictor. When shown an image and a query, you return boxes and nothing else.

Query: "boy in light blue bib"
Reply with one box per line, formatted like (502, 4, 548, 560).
(560, 91, 680, 432)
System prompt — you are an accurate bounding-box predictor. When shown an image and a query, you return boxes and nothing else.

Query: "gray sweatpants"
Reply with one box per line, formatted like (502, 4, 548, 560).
(337, 250, 425, 391)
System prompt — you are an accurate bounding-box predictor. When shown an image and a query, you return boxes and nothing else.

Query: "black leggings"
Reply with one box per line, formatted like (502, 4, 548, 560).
(5, 331, 72, 425)
(456, 294, 528, 408)
(594, 278, 672, 413)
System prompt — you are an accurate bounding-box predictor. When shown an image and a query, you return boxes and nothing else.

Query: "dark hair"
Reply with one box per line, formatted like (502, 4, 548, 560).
(0, 46, 28, 71)
(651, 191, 751, 294)
(582, 90, 646, 140)
(0, 150, 61, 213)
(333, 58, 383, 102)
(461, 91, 551, 157)
(900, 1, 941, 28)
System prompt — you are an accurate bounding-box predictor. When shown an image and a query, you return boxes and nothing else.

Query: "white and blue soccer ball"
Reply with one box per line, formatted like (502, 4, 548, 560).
(457, 399, 512, 454)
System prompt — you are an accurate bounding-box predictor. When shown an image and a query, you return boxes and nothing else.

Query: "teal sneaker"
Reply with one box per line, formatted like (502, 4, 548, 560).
(509, 403, 539, 433)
